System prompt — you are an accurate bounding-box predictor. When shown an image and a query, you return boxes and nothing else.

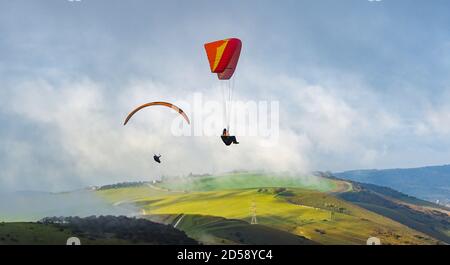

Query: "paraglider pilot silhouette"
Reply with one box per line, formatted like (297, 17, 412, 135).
(153, 154, 162, 163)
(221, 128, 239, 146)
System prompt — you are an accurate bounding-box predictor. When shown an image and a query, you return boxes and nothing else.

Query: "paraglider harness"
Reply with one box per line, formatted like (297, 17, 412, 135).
(221, 128, 239, 146)
(153, 154, 161, 163)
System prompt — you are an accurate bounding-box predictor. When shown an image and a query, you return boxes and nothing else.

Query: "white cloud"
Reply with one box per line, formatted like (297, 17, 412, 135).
(0, 74, 315, 191)
(414, 107, 450, 136)
(2, 0, 450, 191)
(2, 59, 449, 191)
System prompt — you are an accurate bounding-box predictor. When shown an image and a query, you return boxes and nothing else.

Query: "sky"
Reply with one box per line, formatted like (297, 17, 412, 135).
(1, 0, 450, 192)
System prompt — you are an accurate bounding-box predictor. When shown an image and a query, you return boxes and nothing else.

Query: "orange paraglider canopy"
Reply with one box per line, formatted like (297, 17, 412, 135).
(123, 101, 190, 126)
(204, 38, 242, 80)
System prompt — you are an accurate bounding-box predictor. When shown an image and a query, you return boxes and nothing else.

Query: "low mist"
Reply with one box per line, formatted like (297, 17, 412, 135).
(0, 190, 136, 222)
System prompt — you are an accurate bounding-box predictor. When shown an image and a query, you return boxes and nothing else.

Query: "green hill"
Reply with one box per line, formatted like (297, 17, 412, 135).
(4, 172, 445, 245)
(335, 165, 450, 203)
(97, 173, 445, 245)
(0, 216, 197, 245)
(338, 181, 450, 243)
(147, 214, 317, 245)
(157, 172, 337, 192)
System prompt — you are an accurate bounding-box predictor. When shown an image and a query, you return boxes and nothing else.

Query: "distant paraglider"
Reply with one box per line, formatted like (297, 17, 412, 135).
(153, 154, 162, 163)
(204, 38, 242, 146)
(124, 101, 190, 166)
(123, 101, 190, 126)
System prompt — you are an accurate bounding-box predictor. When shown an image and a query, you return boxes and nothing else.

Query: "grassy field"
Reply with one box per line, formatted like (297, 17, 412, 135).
(146, 214, 316, 245)
(4, 172, 441, 245)
(157, 172, 338, 192)
(134, 188, 436, 244)
(97, 185, 173, 203)
(95, 173, 442, 245)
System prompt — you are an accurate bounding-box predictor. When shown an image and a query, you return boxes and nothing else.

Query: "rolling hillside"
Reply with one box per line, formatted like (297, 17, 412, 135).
(156, 172, 337, 192)
(97, 172, 448, 245)
(335, 165, 450, 204)
(2, 172, 447, 245)
(0, 216, 197, 245)
(337, 181, 450, 243)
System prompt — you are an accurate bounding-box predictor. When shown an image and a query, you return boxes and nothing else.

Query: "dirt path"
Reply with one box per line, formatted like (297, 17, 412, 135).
(173, 214, 185, 228)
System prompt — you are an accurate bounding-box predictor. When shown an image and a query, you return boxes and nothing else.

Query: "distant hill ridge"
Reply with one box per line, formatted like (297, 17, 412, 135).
(335, 164, 450, 204)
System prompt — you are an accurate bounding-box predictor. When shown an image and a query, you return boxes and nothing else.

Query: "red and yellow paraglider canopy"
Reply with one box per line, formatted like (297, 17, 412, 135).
(204, 38, 242, 80)
(204, 38, 242, 135)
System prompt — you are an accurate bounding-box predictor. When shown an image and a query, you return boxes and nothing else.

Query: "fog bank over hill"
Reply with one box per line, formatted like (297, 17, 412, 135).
(0, 190, 135, 222)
